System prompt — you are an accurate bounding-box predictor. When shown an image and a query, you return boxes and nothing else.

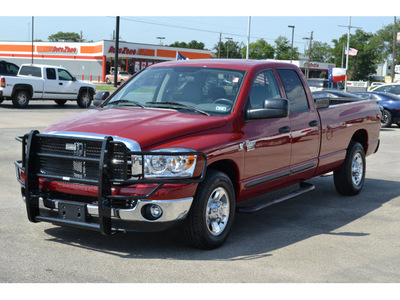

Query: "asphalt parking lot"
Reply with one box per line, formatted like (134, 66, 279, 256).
(1, 100, 399, 283)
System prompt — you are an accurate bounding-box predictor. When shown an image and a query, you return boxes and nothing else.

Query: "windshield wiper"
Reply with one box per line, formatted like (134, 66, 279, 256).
(106, 99, 145, 108)
(146, 101, 210, 116)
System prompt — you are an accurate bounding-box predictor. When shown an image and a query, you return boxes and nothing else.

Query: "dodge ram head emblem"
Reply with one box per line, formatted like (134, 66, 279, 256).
(66, 142, 85, 156)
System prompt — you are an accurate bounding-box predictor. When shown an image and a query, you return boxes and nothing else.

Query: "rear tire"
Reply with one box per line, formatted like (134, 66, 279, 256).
(12, 90, 30, 108)
(183, 170, 235, 249)
(334, 142, 366, 196)
(77, 91, 92, 108)
(381, 109, 392, 128)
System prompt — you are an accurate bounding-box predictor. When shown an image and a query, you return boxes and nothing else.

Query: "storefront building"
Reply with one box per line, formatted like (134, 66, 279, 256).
(0, 40, 212, 82)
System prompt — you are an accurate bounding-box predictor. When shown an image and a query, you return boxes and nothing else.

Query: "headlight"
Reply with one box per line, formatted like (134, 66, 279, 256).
(131, 148, 197, 179)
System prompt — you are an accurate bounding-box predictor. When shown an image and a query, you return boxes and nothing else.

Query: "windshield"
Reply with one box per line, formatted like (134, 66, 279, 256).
(104, 66, 245, 116)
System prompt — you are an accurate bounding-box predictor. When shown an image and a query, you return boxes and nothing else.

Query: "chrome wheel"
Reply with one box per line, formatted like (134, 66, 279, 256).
(351, 153, 363, 187)
(205, 187, 230, 236)
(17, 93, 28, 105)
(12, 90, 30, 108)
(77, 91, 92, 108)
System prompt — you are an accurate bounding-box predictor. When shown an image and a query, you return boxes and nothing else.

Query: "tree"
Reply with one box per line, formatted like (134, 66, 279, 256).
(332, 29, 379, 81)
(274, 36, 299, 60)
(310, 41, 333, 63)
(48, 31, 81, 42)
(241, 39, 275, 60)
(169, 40, 205, 50)
(370, 20, 400, 65)
(214, 40, 242, 58)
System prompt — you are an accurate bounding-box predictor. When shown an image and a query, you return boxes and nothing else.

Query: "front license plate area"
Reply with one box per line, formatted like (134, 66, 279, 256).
(59, 202, 87, 222)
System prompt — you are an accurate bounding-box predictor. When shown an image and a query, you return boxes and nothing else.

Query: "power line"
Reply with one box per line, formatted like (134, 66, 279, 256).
(117, 16, 272, 41)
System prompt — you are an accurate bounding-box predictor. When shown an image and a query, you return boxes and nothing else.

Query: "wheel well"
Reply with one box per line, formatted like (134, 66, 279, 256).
(207, 160, 239, 197)
(350, 129, 368, 152)
(12, 85, 33, 98)
(78, 87, 95, 98)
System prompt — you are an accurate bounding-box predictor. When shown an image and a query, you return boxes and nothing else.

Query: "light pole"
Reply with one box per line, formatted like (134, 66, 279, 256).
(288, 25, 295, 63)
(225, 37, 232, 58)
(303, 31, 313, 79)
(156, 37, 165, 45)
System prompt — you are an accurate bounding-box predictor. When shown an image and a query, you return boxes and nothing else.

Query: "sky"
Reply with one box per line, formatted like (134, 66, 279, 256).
(1, 1, 398, 53)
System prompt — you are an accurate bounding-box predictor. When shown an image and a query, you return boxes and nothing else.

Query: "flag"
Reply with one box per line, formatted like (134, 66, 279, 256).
(345, 47, 358, 56)
(328, 68, 347, 83)
(176, 52, 189, 60)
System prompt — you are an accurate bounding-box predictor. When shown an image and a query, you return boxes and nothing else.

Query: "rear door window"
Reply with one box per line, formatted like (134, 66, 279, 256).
(46, 68, 57, 80)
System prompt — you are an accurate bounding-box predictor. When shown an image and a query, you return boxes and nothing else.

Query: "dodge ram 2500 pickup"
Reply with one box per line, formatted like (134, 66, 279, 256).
(0, 64, 95, 108)
(14, 59, 381, 249)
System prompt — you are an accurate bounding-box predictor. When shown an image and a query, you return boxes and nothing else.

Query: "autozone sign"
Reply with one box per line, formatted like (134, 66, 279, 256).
(108, 46, 137, 55)
(37, 46, 78, 54)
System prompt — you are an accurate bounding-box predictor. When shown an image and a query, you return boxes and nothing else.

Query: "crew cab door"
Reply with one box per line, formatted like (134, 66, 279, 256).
(276, 68, 320, 177)
(241, 69, 292, 194)
(57, 68, 79, 99)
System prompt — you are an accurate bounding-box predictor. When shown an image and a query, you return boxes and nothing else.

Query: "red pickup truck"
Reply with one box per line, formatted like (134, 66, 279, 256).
(15, 60, 381, 249)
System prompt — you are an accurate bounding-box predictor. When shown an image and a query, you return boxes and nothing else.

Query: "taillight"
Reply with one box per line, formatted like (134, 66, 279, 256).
(0, 77, 5, 88)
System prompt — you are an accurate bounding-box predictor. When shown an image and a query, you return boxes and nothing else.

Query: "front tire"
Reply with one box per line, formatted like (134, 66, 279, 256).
(183, 170, 235, 249)
(12, 90, 30, 108)
(334, 142, 366, 196)
(77, 91, 92, 108)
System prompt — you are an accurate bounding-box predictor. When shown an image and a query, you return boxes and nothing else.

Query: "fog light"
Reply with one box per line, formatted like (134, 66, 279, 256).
(150, 205, 162, 218)
(142, 204, 163, 220)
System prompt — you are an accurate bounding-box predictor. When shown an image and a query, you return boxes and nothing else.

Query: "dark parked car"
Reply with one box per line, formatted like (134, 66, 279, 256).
(353, 91, 400, 128)
(0, 60, 19, 76)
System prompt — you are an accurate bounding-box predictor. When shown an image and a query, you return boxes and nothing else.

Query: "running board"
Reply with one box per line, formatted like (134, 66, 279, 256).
(237, 182, 315, 214)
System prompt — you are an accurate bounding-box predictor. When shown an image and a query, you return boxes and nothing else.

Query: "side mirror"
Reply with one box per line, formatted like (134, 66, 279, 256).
(93, 91, 110, 107)
(247, 98, 289, 120)
(314, 97, 330, 109)
(72, 77, 77, 82)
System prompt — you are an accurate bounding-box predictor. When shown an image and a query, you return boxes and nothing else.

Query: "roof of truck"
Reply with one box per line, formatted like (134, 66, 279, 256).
(20, 63, 67, 69)
(149, 59, 295, 71)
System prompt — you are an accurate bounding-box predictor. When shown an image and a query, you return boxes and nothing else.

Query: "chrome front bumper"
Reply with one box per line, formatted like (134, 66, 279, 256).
(31, 196, 194, 232)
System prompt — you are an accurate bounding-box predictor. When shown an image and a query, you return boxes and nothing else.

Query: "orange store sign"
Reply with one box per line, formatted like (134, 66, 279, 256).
(37, 46, 78, 54)
(108, 46, 137, 55)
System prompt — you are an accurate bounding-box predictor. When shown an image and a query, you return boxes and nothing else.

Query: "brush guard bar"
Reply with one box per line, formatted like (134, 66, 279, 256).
(14, 130, 207, 235)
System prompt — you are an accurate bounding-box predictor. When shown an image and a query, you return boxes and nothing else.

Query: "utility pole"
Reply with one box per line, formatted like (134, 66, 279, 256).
(31, 16, 34, 64)
(288, 25, 295, 63)
(114, 16, 120, 88)
(392, 16, 397, 83)
(339, 17, 361, 92)
(218, 32, 221, 58)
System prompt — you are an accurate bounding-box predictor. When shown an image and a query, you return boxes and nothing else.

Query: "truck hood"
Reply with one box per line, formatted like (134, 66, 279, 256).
(44, 107, 227, 149)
